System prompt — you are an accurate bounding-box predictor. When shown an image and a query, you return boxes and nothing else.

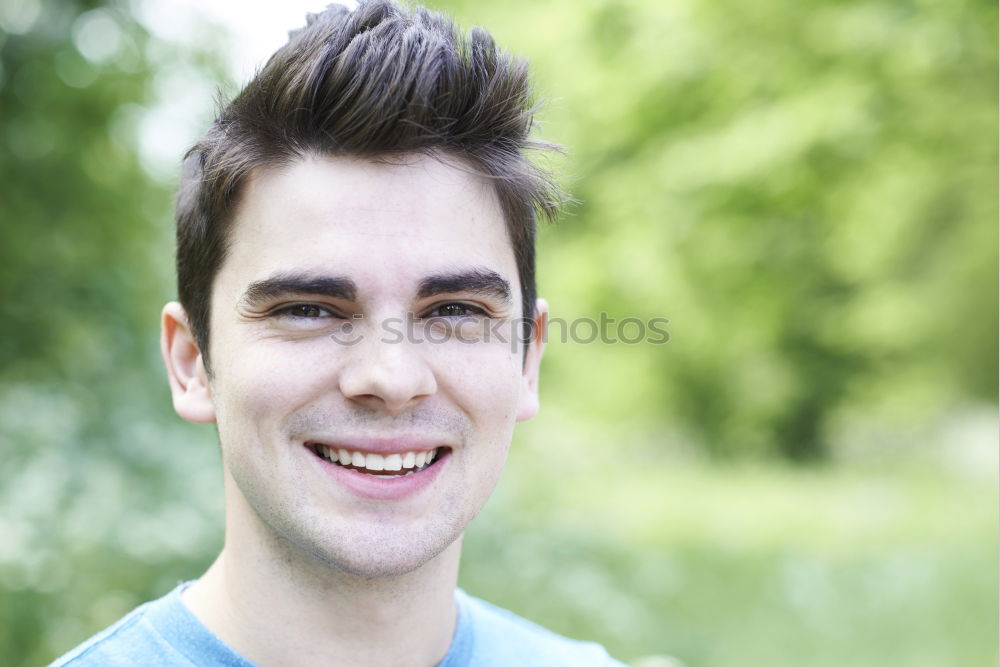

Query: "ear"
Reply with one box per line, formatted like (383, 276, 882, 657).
(516, 298, 548, 421)
(161, 302, 216, 424)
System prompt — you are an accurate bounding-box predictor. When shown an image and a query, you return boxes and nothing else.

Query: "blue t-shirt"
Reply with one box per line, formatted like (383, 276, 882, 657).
(50, 583, 624, 666)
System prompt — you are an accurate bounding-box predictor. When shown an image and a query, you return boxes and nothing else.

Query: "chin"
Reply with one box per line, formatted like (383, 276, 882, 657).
(306, 528, 462, 579)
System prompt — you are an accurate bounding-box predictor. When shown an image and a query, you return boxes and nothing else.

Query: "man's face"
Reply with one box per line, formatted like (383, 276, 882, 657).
(184, 153, 543, 577)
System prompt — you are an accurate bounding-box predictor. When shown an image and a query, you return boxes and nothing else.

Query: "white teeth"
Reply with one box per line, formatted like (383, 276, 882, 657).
(384, 454, 402, 471)
(316, 445, 443, 473)
(365, 453, 385, 471)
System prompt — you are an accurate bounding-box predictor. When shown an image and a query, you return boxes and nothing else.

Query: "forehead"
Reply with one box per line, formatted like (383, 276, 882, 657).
(217, 153, 517, 301)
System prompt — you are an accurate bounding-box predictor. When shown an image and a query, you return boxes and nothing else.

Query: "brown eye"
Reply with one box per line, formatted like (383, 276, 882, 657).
(429, 303, 485, 318)
(292, 305, 324, 317)
(439, 304, 469, 317)
(275, 304, 333, 319)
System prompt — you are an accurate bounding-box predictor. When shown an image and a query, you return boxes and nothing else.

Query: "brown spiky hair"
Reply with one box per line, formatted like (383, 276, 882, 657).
(173, 0, 565, 370)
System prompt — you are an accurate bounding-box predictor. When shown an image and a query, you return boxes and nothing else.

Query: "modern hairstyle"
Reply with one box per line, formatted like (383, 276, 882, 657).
(174, 0, 565, 369)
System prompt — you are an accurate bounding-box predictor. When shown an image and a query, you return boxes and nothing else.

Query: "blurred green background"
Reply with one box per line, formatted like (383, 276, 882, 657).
(1, 0, 996, 665)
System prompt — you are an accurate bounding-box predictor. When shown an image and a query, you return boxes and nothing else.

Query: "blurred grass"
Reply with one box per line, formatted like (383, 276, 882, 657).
(461, 427, 997, 666)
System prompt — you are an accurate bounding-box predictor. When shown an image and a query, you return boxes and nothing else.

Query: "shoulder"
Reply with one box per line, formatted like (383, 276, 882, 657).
(48, 598, 177, 667)
(48, 582, 248, 667)
(457, 590, 627, 666)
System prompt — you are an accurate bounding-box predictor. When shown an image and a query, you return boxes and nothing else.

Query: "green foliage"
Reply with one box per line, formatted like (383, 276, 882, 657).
(1, 1, 225, 662)
(0, 0, 995, 665)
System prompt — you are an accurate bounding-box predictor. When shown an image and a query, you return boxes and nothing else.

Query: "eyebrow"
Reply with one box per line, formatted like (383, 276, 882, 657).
(240, 273, 358, 307)
(417, 269, 512, 303)
(238, 268, 512, 307)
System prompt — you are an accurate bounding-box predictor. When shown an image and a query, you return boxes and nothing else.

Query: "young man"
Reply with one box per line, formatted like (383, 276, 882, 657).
(53, 1, 624, 665)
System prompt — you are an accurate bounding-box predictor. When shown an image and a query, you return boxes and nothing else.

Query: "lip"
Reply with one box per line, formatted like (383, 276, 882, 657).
(306, 443, 452, 501)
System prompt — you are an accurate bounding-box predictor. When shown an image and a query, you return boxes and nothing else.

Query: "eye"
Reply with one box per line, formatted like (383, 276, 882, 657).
(273, 303, 336, 319)
(427, 303, 486, 318)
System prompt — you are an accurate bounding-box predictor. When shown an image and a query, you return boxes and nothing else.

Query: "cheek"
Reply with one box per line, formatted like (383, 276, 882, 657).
(429, 339, 523, 427)
(211, 340, 336, 429)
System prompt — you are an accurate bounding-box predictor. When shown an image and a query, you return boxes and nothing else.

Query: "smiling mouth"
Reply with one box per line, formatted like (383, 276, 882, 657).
(308, 443, 446, 477)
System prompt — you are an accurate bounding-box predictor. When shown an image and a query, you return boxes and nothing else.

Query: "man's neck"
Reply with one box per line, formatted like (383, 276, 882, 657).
(182, 518, 462, 667)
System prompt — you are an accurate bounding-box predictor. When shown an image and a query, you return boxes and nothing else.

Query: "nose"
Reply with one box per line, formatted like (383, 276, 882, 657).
(337, 325, 437, 414)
